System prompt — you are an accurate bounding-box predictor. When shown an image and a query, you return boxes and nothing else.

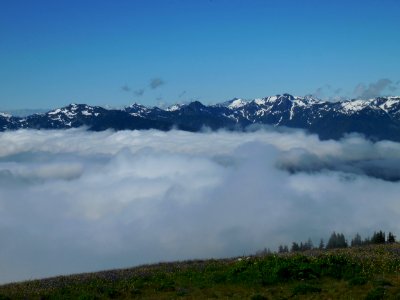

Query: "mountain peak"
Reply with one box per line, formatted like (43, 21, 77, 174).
(227, 98, 247, 109)
(166, 104, 184, 112)
(281, 93, 295, 100)
(127, 103, 146, 108)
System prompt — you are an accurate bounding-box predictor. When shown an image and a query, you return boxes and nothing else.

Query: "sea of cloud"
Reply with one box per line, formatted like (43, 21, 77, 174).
(1, 128, 400, 283)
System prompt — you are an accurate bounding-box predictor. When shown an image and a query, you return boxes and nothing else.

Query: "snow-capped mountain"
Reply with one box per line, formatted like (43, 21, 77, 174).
(2, 94, 400, 141)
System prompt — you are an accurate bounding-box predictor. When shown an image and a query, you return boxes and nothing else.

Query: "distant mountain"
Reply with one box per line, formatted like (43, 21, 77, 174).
(2, 94, 400, 141)
(3, 108, 49, 117)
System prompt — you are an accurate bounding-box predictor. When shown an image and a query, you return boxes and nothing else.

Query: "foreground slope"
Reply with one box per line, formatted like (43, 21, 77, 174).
(1, 243, 400, 299)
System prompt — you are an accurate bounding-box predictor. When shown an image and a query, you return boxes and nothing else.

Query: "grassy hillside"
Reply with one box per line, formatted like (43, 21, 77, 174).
(1, 244, 400, 299)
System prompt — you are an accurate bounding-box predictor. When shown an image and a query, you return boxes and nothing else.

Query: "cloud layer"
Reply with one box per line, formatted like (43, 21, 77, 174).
(1, 128, 400, 283)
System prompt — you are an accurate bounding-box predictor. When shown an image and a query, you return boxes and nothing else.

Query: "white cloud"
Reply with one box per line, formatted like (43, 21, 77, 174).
(0, 128, 400, 283)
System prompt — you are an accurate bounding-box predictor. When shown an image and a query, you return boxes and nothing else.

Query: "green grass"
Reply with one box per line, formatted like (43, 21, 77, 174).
(2, 243, 400, 299)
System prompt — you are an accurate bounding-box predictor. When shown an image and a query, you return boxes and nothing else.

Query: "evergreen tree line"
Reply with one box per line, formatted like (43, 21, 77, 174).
(277, 230, 396, 253)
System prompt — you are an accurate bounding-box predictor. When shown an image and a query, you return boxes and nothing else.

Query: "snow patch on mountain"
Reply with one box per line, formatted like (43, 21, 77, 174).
(166, 104, 184, 112)
(254, 98, 266, 105)
(379, 97, 400, 110)
(340, 100, 370, 113)
(265, 95, 279, 103)
(48, 108, 76, 119)
(81, 110, 92, 116)
(227, 98, 248, 109)
(0, 112, 11, 118)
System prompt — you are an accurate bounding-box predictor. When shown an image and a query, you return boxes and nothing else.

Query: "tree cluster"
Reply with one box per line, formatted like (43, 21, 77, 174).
(351, 231, 396, 246)
(326, 232, 347, 249)
(277, 230, 396, 253)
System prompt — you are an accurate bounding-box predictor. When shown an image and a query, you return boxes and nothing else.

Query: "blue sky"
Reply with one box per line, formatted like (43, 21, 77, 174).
(1, 0, 400, 110)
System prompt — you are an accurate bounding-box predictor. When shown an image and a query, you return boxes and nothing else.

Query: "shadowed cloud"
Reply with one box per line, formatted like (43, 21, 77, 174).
(134, 89, 145, 97)
(121, 85, 131, 92)
(353, 78, 395, 99)
(150, 78, 165, 89)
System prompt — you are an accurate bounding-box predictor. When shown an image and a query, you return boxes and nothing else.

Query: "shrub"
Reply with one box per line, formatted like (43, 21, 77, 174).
(365, 287, 386, 300)
(250, 294, 268, 300)
(292, 283, 322, 295)
(348, 276, 368, 286)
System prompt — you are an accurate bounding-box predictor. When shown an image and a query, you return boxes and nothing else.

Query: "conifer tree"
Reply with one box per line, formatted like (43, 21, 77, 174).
(388, 232, 396, 243)
(326, 232, 347, 249)
(318, 239, 325, 250)
(291, 242, 300, 252)
(351, 233, 362, 247)
(371, 231, 385, 244)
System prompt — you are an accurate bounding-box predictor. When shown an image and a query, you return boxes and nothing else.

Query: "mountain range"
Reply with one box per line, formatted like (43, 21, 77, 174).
(2, 93, 400, 141)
